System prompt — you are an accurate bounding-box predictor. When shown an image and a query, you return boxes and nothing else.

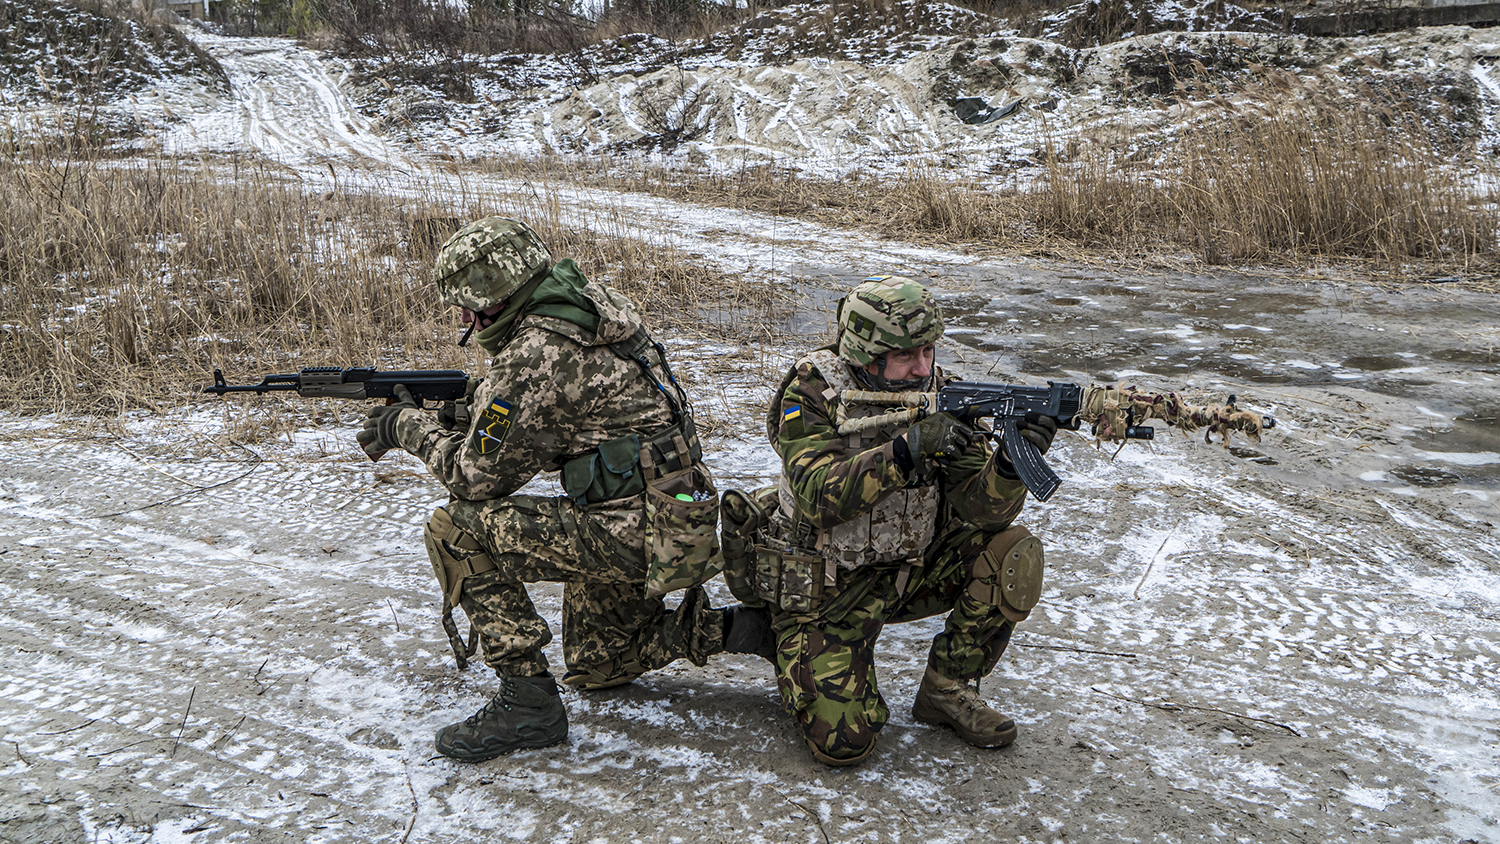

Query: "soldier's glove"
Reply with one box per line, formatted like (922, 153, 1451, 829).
(1018, 412, 1058, 454)
(995, 413, 1059, 480)
(437, 377, 482, 431)
(898, 412, 974, 484)
(356, 384, 419, 461)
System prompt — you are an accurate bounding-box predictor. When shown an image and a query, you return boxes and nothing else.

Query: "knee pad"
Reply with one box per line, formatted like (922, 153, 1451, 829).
(424, 507, 496, 610)
(968, 525, 1044, 623)
(805, 734, 877, 767)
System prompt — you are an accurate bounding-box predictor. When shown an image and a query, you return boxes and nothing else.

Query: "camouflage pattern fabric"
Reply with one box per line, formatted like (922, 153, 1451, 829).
(773, 357, 1027, 531)
(389, 277, 718, 681)
(446, 494, 724, 678)
(434, 217, 552, 312)
(835, 276, 944, 367)
(768, 353, 1032, 761)
(771, 524, 1017, 762)
(393, 286, 671, 498)
(1081, 385, 1271, 445)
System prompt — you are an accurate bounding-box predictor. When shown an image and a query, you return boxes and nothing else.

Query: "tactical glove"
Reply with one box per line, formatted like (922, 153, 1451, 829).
(942, 440, 991, 484)
(995, 412, 1059, 481)
(356, 384, 419, 461)
(1018, 412, 1058, 454)
(901, 412, 974, 483)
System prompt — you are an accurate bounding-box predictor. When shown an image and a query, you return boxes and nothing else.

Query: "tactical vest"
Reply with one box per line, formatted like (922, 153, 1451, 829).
(775, 349, 940, 571)
(523, 279, 703, 504)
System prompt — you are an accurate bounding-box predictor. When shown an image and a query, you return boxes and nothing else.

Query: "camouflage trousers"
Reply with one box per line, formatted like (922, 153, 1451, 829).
(441, 493, 725, 682)
(771, 522, 1021, 762)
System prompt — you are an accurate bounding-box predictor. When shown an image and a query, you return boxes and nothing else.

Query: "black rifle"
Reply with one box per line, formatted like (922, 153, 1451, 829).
(935, 381, 1149, 502)
(204, 367, 469, 405)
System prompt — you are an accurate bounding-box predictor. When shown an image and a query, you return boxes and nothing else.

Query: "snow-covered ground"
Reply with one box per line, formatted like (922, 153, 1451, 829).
(2, 9, 1500, 844)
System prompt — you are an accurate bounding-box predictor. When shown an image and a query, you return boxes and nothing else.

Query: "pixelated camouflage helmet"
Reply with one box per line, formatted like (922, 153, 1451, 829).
(836, 275, 944, 367)
(433, 216, 553, 311)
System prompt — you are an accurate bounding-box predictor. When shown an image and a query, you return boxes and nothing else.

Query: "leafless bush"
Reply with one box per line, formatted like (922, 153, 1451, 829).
(635, 69, 716, 150)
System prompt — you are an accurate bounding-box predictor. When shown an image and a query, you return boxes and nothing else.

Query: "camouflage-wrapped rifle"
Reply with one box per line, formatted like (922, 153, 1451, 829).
(836, 381, 1274, 502)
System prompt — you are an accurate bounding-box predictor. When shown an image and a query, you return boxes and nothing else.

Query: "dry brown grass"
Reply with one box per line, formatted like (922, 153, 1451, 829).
(477, 82, 1497, 277)
(0, 120, 785, 415)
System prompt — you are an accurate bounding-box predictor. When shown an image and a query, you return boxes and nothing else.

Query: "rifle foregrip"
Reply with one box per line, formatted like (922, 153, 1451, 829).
(1001, 417, 1062, 502)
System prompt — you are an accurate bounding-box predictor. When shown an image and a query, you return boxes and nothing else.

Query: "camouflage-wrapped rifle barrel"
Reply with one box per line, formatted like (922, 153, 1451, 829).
(837, 381, 1274, 502)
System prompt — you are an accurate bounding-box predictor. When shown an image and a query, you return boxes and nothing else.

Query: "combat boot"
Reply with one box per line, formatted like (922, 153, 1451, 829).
(435, 674, 568, 762)
(911, 666, 1017, 748)
(723, 604, 777, 664)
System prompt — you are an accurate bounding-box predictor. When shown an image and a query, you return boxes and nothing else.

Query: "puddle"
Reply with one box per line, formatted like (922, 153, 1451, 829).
(1434, 348, 1498, 365)
(1087, 284, 1145, 297)
(1051, 297, 1083, 306)
(1342, 356, 1409, 371)
(1389, 466, 1462, 487)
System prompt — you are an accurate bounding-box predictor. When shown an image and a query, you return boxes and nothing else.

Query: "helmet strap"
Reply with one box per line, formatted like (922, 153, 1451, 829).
(457, 322, 476, 347)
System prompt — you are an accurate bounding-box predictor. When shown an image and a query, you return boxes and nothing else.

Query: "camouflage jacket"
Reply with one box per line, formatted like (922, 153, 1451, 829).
(771, 352, 1029, 557)
(394, 283, 675, 503)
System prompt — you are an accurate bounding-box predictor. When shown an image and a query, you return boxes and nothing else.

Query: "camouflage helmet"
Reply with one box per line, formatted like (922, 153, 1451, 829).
(433, 216, 552, 311)
(836, 275, 944, 367)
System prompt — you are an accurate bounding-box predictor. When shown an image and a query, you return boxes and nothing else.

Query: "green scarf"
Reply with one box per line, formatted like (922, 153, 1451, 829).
(475, 259, 599, 355)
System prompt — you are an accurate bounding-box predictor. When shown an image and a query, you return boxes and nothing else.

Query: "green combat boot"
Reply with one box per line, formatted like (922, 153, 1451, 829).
(911, 666, 1017, 748)
(435, 675, 569, 762)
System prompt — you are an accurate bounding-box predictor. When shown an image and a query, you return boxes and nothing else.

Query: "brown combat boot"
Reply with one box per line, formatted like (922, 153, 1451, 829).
(911, 666, 1017, 748)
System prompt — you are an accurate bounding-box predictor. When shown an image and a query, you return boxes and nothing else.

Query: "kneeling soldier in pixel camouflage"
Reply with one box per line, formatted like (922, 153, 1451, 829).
(357, 216, 772, 761)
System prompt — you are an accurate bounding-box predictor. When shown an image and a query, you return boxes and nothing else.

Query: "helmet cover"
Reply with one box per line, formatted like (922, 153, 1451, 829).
(433, 216, 552, 311)
(836, 275, 944, 367)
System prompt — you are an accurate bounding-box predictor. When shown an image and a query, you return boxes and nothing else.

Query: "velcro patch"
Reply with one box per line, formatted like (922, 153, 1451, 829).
(472, 398, 514, 455)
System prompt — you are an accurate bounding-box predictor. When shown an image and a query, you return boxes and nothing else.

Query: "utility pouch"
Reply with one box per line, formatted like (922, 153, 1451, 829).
(643, 462, 722, 598)
(753, 513, 824, 614)
(753, 545, 824, 615)
(561, 433, 646, 506)
(720, 486, 776, 607)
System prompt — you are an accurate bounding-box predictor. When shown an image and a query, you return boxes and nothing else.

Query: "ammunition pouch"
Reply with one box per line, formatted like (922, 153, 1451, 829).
(424, 507, 497, 669)
(968, 525, 1044, 623)
(720, 487, 777, 607)
(561, 433, 646, 505)
(752, 513, 828, 616)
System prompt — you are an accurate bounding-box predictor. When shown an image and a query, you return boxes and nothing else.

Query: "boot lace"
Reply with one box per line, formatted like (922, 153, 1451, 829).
(467, 679, 518, 725)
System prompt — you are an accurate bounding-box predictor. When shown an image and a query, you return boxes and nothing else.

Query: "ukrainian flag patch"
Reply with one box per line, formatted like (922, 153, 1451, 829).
(472, 398, 514, 455)
(783, 404, 802, 424)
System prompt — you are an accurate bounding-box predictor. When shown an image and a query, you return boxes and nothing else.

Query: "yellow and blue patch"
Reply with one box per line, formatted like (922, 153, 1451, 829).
(782, 404, 802, 426)
(471, 398, 514, 455)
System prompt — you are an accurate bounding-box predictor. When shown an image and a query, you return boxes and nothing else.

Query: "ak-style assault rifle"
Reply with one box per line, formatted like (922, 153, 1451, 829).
(204, 367, 472, 462)
(204, 367, 469, 404)
(837, 381, 1274, 502)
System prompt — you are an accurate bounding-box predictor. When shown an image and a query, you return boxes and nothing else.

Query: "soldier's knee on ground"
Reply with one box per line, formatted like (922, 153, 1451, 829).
(967, 525, 1044, 623)
(803, 729, 878, 767)
(799, 706, 880, 767)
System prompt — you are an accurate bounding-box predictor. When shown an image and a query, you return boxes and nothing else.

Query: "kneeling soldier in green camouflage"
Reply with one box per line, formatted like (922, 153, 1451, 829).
(727, 275, 1055, 766)
(357, 217, 773, 762)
